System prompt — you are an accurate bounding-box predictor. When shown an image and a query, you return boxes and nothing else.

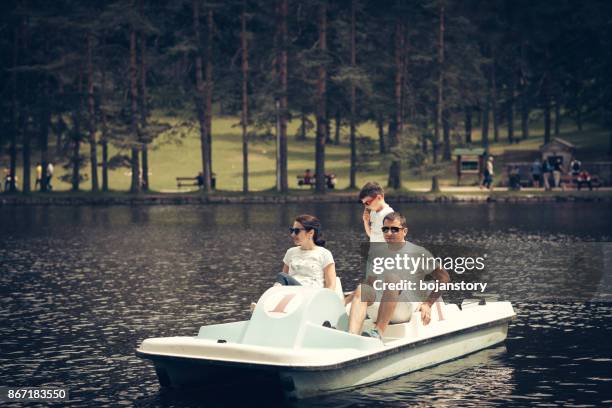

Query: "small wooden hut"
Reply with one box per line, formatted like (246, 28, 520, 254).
(452, 147, 486, 185)
(539, 138, 575, 172)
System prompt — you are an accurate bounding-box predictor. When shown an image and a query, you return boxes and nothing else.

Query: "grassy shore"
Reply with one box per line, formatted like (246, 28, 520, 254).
(1, 113, 610, 193)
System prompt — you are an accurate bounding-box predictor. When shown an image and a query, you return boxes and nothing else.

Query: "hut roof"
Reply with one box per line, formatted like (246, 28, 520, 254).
(452, 147, 486, 156)
(539, 137, 575, 151)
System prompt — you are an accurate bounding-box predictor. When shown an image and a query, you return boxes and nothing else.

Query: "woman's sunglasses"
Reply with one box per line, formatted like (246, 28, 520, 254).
(289, 227, 306, 235)
(381, 226, 403, 234)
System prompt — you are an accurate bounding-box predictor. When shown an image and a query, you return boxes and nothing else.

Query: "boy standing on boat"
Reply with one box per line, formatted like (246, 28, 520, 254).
(359, 182, 394, 243)
(343, 182, 395, 306)
(348, 212, 450, 340)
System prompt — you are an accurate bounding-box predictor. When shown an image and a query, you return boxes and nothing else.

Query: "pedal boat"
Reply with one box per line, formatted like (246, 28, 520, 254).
(136, 284, 515, 399)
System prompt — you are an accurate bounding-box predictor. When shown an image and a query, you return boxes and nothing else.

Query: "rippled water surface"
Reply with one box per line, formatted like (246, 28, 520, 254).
(1, 203, 611, 407)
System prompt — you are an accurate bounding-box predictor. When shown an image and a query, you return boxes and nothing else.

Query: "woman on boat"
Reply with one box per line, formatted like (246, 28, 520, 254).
(278, 214, 336, 290)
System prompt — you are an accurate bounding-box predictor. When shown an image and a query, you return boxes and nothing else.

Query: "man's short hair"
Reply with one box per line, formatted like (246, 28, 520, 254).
(359, 181, 385, 200)
(383, 211, 407, 228)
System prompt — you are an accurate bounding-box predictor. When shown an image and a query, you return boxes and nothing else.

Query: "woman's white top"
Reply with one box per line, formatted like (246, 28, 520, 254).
(283, 246, 334, 288)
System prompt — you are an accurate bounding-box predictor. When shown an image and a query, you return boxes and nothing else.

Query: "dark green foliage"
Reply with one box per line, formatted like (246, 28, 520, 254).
(0, 0, 610, 193)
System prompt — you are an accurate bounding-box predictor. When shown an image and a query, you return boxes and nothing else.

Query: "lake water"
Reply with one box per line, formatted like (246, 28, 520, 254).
(0, 203, 611, 407)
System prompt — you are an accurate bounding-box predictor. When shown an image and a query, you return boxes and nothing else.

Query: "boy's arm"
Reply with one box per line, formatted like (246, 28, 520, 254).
(362, 209, 371, 237)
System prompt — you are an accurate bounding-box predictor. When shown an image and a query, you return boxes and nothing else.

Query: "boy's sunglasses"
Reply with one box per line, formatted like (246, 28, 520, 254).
(381, 226, 404, 234)
(289, 227, 306, 235)
(361, 196, 376, 206)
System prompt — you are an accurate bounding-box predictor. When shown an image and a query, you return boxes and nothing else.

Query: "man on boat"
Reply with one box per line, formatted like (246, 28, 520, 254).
(348, 211, 450, 340)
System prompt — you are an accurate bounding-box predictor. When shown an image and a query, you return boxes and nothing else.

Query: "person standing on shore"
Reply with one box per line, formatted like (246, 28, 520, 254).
(531, 159, 542, 188)
(35, 163, 42, 190)
(359, 182, 395, 243)
(542, 159, 552, 190)
(46, 162, 54, 191)
(3, 168, 12, 191)
(552, 157, 563, 189)
(570, 158, 581, 178)
(482, 156, 494, 191)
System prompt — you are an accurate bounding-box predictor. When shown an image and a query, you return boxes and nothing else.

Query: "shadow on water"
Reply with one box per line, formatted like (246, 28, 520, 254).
(135, 385, 286, 408)
(133, 346, 510, 408)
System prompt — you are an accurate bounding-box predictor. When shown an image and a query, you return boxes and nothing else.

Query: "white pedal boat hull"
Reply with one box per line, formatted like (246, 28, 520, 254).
(136, 286, 515, 399)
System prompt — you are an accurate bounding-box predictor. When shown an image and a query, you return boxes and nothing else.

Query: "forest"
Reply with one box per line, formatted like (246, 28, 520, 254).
(1, 0, 611, 193)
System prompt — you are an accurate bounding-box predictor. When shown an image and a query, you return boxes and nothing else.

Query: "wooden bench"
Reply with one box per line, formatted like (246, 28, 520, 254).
(297, 175, 315, 189)
(176, 177, 199, 188)
(297, 174, 336, 189)
(176, 174, 216, 190)
(560, 174, 602, 190)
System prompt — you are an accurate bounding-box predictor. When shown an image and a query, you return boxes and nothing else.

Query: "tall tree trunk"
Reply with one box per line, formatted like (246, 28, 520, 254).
(315, 1, 327, 193)
(388, 17, 403, 189)
(465, 106, 472, 144)
(279, 0, 288, 192)
(130, 148, 140, 193)
(72, 63, 84, 192)
(299, 110, 307, 140)
(9, 25, 19, 193)
(520, 40, 529, 140)
(554, 91, 561, 136)
(205, 10, 214, 183)
(71, 117, 80, 192)
(21, 21, 31, 193)
(334, 110, 341, 145)
(377, 114, 385, 154)
(129, 28, 140, 193)
(491, 54, 499, 143)
(507, 71, 514, 144)
(193, 0, 212, 191)
(482, 100, 490, 149)
(40, 81, 50, 192)
(22, 113, 31, 193)
(87, 33, 99, 192)
(325, 106, 332, 144)
(349, 0, 357, 189)
(543, 72, 551, 144)
(421, 133, 428, 154)
(101, 139, 108, 191)
(521, 90, 529, 140)
(434, 3, 444, 164)
(241, 1, 249, 193)
(100, 43, 109, 192)
(443, 109, 450, 160)
(139, 2, 149, 191)
(56, 83, 65, 155)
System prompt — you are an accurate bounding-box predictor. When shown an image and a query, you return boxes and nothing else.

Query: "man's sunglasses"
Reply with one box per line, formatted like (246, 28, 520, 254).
(381, 226, 404, 234)
(289, 227, 306, 235)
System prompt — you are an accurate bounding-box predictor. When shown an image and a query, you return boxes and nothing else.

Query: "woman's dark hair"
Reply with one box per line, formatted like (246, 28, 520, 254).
(295, 214, 326, 247)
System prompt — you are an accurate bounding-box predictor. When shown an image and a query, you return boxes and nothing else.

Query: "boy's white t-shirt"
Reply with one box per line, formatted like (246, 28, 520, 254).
(282, 246, 335, 288)
(369, 204, 395, 242)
